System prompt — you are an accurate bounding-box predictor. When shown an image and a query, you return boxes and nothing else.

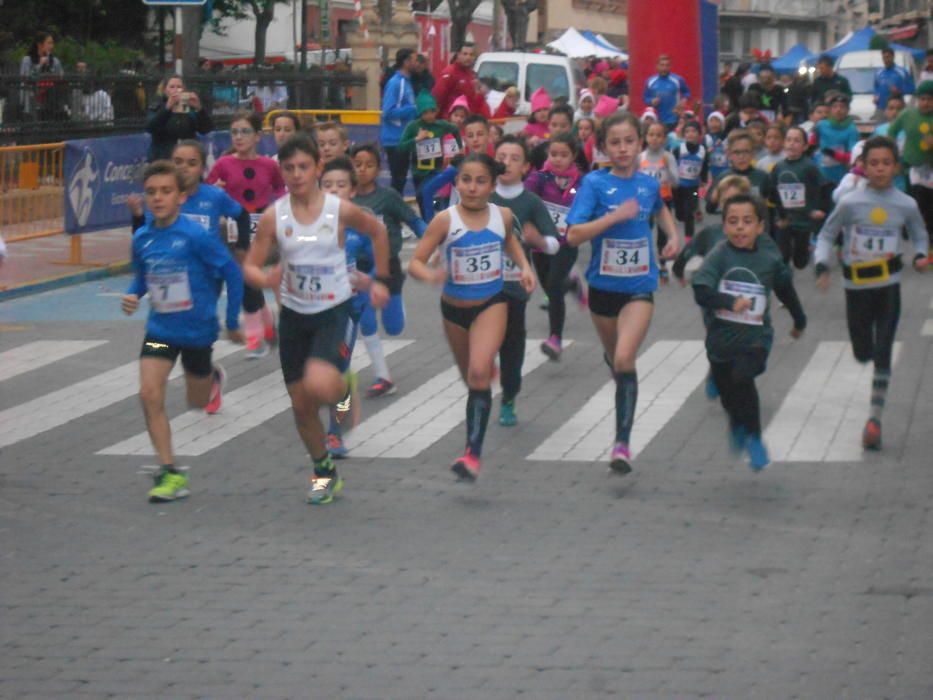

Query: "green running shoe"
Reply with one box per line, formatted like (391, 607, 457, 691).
(148, 468, 190, 503)
(499, 399, 518, 427)
(307, 467, 343, 505)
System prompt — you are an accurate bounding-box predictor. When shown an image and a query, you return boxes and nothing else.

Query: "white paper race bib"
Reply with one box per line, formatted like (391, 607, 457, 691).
(678, 160, 702, 180)
(416, 137, 442, 161)
(850, 225, 899, 261)
(226, 219, 239, 243)
(183, 213, 211, 231)
(715, 279, 766, 326)
(711, 150, 728, 168)
(451, 243, 502, 285)
(443, 137, 460, 158)
(777, 183, 806, 209)
(600, 238, 650, 277)
(147, 271, 193, 313)
(503, 256, 522, 282)
(249, 213, 262, 242)
(909, 165, 933, 188)
(545, 203, 569, 236)
(285, 263, 338, 302)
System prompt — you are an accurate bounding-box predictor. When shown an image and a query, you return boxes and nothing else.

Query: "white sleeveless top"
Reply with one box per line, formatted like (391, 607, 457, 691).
(276, 192, 352, 314)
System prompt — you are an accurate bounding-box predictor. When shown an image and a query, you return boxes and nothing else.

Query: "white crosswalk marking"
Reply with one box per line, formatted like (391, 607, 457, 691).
(764, 340, 902, 462)
(98, 340, 413, 457)
(527, 340, 708, 462)
(348, 339, 573, 458)
(922, 320, 933, 337)
(0, 340, 108, 383)
(0, 341, 243, 450)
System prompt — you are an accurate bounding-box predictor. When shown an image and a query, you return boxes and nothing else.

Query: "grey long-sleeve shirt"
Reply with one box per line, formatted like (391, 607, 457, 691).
(815, 186, 929, 291)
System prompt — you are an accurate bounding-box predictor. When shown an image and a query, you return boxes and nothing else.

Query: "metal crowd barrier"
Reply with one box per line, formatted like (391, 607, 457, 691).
(0, 142, 65, 242)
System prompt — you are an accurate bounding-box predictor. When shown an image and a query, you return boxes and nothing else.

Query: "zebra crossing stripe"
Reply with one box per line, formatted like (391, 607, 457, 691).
(922, 320, 933, 337)
(348, 339, 573, 459)
(97, 340, 413, 457)
(527, 340, 708, 461)
(764, 340, 902, 462)
(0, 340, 108, 383)
(0, 341, 243, 450)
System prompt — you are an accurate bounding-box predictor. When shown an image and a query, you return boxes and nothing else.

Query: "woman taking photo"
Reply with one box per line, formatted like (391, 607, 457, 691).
(146, 74, 213, 162)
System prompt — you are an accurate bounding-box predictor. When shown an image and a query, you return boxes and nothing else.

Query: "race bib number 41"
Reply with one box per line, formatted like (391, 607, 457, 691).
(850, 225, 898, 260)
(147, 271, 193, 313)
(715, 279, 766, 326)
(451, 243, 502, 285)
(600, 238, 650, 277)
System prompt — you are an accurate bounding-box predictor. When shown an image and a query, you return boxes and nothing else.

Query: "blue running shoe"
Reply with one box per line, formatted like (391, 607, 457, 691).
(705, 373, 719, 400)
(499, 399, 517, 427)
(729, 425, 747, 456)
(746, 434, 770, 472)
(326, 432, 348, 459)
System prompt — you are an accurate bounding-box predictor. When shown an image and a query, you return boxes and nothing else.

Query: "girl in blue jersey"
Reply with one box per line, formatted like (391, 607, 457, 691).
(567, 113, 681, 476)
(409, 153, 536, 482)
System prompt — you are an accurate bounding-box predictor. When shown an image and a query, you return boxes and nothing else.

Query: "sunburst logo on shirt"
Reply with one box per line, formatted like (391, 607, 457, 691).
(869, 207, 888, 226)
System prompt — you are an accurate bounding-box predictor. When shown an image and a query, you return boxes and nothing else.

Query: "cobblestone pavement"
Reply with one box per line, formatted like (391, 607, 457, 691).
(2, 248, 932, 699)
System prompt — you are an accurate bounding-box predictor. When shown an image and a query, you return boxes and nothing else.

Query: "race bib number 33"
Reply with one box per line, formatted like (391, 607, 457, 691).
(451, 243, 502, 285)
(600, 238, 650, 277)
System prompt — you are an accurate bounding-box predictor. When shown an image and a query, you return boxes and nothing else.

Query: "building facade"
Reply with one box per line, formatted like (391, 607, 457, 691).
(718, 0, 835, 63)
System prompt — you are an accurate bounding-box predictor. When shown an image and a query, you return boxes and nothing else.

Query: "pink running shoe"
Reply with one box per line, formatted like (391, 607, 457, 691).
(451, 450, 481, 482)
(609, 442, 632, 476)
(540, 335, 562, 361)
(205, 364, 226, 415)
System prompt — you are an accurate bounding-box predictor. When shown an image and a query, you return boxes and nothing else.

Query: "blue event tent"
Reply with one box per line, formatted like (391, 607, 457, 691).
(772, 43, 816, 74)
(823, 26, 925, 62)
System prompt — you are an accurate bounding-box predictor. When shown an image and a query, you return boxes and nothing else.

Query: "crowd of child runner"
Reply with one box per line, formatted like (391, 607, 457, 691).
(122, 76, 931, 504)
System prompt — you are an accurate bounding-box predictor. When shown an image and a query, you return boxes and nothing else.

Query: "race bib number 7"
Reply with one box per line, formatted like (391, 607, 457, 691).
(451, 243, 502, 285)
(600, 238, 650, 277)
(146, 271, 193, 313)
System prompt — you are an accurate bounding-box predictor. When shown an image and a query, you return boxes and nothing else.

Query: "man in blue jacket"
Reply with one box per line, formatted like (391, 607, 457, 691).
(381, 48, 419, 195)
(874, 47, 915, 118)
(643, 54, 691, 129)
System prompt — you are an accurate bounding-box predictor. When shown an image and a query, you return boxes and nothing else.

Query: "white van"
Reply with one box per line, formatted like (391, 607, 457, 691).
(475, 52, 584, 114)
(834, 50, 918, 133)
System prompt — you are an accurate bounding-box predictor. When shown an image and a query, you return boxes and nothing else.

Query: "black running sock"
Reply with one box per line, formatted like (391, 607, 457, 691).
(870, 368, 890, 422)
(313, 453, 334, 476)
(162, 463, 178, 474)
(614, 371, 638, 445)
(466, 388, 492, 457)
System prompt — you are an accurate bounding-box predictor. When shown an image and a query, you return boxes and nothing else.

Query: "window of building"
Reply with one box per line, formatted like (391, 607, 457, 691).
(720, 26, 734, 53)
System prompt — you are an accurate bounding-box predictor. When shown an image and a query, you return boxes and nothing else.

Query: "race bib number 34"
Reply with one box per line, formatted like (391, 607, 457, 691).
(147, 271, 193, 313)
(600, 238, 650, 277)
(715, 279, 766, 326)
(451, 243, 502, 285)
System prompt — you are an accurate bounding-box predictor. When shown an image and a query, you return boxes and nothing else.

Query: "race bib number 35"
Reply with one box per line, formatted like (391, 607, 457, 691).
(600, 238, 650, 277)
(777, 183, 805, 209)
(451, 243, 502, 285)
(147, 271, 193, 313)
(715, 279, 766, 326)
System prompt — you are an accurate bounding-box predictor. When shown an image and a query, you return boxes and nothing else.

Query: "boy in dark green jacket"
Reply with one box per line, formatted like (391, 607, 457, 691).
(693, 194, 807, 471)
(399, 90, 462, 218)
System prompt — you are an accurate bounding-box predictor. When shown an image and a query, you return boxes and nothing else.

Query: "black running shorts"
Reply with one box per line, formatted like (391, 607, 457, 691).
(278, 301, 353, 384)
(139, 335, 213, 377)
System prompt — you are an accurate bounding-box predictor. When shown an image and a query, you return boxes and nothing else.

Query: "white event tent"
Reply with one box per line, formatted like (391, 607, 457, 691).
(547, 27, 629, 60)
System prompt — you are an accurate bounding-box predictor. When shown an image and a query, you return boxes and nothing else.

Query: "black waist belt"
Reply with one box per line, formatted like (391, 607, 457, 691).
(842, 256, 902, 282)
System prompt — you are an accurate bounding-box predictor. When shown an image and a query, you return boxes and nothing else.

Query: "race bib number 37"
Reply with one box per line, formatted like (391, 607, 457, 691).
(600, 238, 650, 277)
(451, 243, 502, 285)
(147, 271, 193, 313)
(416, 137, 442, 162)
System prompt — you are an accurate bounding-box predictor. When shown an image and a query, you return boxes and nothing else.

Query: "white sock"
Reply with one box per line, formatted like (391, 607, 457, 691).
(362, 332, 390, 381)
